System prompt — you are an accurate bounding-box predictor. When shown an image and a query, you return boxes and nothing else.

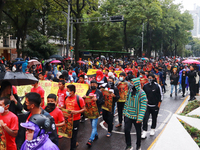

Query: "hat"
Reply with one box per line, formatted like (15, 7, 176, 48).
(20, 121, 36, 131)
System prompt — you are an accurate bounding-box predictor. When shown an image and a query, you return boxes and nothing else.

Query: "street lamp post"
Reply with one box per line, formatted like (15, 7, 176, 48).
(66, 0, 70, 58)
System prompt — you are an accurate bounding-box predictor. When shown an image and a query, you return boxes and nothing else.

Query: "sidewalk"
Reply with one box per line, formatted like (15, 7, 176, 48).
(148, 96, 200, 150)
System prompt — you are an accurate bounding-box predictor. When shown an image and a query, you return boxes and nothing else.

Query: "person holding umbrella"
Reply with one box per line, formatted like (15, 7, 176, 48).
(0, 81, 23, 115)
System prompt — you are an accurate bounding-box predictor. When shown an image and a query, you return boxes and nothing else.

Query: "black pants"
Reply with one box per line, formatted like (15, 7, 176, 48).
(117, 102, 125, 124)
(103, 109, 114, 133)
(189, 84, 196, 99)
(124, 116, 141, 148)
(196, 83, 199, 94)
(181, 84, 186, 95)
(71, 120, 80, 150)
(143, 106, 159, 131)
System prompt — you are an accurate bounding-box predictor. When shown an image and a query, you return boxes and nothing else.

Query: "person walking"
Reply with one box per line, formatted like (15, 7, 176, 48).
(123, 78, 147, 150)
(170, 68, 179, 97)
(141, 74, 162, 138)
(187, 65, 197, 101)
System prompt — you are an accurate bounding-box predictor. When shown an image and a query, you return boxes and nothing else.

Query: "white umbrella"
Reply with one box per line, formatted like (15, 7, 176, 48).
(28, 59, 41, 67)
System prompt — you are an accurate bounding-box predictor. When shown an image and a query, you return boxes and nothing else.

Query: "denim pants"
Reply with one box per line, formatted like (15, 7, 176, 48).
(89, 118, 98, 141)
(171, 84, 177, 94)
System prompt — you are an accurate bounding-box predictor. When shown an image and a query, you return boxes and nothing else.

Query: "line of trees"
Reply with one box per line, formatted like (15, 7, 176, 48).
(0, 0, 194, 60)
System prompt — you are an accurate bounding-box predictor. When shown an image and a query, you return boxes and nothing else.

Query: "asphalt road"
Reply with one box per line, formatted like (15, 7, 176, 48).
(59, 78, 188, 150)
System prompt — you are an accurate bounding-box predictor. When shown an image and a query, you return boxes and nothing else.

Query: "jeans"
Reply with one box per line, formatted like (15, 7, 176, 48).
(143, 106, 159, 131)
(124, 116, 141, 148)
(89, 118, 98, 141)
(171, 84, 177, 94)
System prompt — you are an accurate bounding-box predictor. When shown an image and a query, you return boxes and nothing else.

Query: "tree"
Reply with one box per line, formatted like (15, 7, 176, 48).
(23, 30, 57, 59)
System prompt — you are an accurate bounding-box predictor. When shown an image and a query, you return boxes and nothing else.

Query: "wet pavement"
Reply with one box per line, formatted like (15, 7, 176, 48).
(59, 79, 188, 150)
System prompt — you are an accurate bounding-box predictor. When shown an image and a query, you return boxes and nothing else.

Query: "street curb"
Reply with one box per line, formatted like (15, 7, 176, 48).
(147, 95, 189, 150)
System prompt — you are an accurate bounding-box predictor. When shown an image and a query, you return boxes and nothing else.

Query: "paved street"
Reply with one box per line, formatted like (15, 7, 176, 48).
(59, 78, 187, 150)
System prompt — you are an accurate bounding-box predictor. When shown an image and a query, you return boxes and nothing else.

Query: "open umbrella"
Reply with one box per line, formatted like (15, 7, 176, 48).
(28, 59, 41, 67)
(31, 57, 39, 60)
(64, 57, 72, 61)
(0, 71, 38, 86)
(50, 55, 63, 60)
(182, 59, 200, 64)
(77, 61, 86, 64)
(14, 61, 25, 65)
(15, 58, 23, 61)
(50, 60, 61, 64)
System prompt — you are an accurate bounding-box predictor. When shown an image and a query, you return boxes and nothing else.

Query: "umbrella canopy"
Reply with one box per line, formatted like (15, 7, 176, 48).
(50, 60, 61, 64)
(28, 59, 41, 67)
(182, 59, 200, 64)
(15, 58, 23, 61)
(14, 61, 25, 65)
(64, 57, 72, 60)
(31, 57, 39, 60)
(50, 55, 63, 60)
(0, 72, 38, 86)
(77, 61, 86, 64)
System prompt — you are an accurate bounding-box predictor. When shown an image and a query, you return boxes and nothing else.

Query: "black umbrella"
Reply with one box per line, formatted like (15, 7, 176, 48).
(50, 55, 63, 60)
(0, 72, 38, 86)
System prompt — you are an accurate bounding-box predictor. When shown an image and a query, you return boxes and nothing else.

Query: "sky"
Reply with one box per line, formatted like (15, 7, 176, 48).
(174, 0, 200, 11)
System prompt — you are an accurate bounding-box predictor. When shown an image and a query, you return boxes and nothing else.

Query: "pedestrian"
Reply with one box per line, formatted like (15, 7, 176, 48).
(179, 69, 188, 97)
(57, 80, 67, 108)
(142, 74, 162, 138)
(0, 97, 19, 150)
(64, 84, 86, 150)
(123, 77, 147, 150)
(187, 65, 197, 101)
(20, 114, 59, 150)
(170, 68, 179, 97)
(85, 80, 104, 147)
(16, 92, 58, 149)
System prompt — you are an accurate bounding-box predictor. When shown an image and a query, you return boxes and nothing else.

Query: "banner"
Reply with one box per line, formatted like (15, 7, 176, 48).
(58, 108, 73, 138)
(102, 90, 113, 112)
(155, 75, 160, 84)
(0, 126, 6, 150)
(17, 81, 89, 105)
(50, 82, 89, 97)
(117, 82, 128, 102)
(84, 96, 99, 119)
(86, 69, 122, 78)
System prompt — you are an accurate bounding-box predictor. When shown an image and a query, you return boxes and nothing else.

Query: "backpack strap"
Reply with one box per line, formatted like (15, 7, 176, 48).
(76, 95, 81, 109)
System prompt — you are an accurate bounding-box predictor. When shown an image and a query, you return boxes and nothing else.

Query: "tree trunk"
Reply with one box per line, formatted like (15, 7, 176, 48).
(74, 23, 80, 62)
(124, 20, 128, 52)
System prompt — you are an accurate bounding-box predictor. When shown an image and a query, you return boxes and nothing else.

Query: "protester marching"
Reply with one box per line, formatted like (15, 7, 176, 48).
(0, 55, 200, 150)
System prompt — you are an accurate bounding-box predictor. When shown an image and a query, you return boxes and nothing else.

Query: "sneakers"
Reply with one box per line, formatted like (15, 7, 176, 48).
(141, 131, 147, 139)
(150, 129, 155, 136)
(86, 140, 92, 147)
(125, 146, 133, 150)
(136, 146, 141, 150)
(94, 135, 98, 140)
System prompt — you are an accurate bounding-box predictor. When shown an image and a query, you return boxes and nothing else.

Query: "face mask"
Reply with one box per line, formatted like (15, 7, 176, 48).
(66, 91, 71, 96)
(140, 75, 143, 78)
(91, 86, 96, 90)
(108, 82, 114, 88)
(0, 106, 4, 113)
(45, 103, 56, 113)
(23, 103, 29, 111)
(148, 79, 154, 85)
(119, 77, 124, 81)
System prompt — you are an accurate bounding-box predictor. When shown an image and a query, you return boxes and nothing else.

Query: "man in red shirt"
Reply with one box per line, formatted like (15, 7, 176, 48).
(0, 97, 18, 150)
(124, 64, 132, 74)
(77, 75, 88, 84)
(43, 94, 65, 132)
(78, 68, 86, 77)
(57, 80, 67, 108)
(104, 69, 109, 80)
(31, 78, 45, 107)
(64, 84, 85, 150)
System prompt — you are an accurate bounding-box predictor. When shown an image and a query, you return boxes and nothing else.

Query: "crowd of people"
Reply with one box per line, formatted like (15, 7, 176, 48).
(0, 56, 200, 150)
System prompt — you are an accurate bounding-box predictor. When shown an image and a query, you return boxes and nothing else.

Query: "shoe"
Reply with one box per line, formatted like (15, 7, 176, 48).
(94, 135, 98, 140)
(86, 140, 92, 147)
(170, 94, 172, 97)
(136, 146, 141, 150)
(141, 131, 147, 139)
(189, 97, 196, 101)
(150, 129, 155, 136)
(115, 124, 122, 128)
(106, 132, 112, 137)
(125, 146, 133, 150)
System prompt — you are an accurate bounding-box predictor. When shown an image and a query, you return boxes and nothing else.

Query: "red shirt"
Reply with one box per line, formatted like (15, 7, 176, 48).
(65, 95, 85, 121)
(0, 111, 18, 150)
(43, 107, 65, 132)
(78, 72, 86, 77)
(57, 88, 67, 108)
(31, 86, 45, 107)
(124, 68, 132, 73)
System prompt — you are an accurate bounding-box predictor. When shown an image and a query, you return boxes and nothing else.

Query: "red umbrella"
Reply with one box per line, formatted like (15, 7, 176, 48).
(50, 60, 61, 64)
(182, 59, 200, 64)
(77, 61, 86, 64)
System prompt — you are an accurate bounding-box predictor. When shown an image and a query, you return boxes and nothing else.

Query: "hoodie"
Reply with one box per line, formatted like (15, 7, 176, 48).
(123, 77, 147, 122)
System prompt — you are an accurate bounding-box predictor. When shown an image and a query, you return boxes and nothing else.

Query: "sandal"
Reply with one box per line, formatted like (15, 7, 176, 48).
(106, 132, 111, 137)
(115, 124, 122, 128)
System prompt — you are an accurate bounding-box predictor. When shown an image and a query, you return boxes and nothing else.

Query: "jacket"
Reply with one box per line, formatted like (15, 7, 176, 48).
(86, 89, 104, 113)
(123, 77, 147, 122)
(187, 70, 196, 85)
(170, 73, 179, 85)
(16, 109, 58, 149)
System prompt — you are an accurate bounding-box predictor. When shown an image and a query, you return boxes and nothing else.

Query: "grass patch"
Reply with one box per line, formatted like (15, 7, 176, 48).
(187, 115, 200, 119)
(181, 100, 200, 115)
(180, 120, 200, 147)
